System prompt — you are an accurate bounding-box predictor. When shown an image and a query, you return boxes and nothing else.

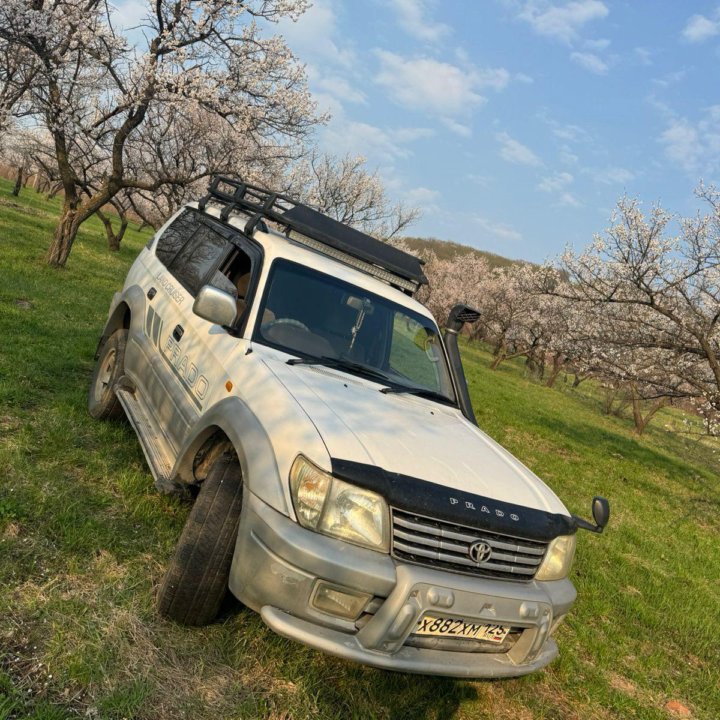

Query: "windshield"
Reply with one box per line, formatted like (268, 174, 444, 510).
(253, 259, 456, 402)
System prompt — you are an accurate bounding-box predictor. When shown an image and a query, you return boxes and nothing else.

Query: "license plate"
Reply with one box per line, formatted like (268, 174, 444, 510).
(414, 615, 510, 643)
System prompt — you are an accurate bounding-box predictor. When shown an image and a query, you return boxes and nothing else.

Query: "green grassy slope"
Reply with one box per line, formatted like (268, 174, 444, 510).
(1, 179, 718, 720)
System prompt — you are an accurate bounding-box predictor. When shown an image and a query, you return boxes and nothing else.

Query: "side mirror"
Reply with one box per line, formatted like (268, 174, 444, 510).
(573, 496, 611, 534)
(193, 285, 237, 327)
(592, 496, 610, 530)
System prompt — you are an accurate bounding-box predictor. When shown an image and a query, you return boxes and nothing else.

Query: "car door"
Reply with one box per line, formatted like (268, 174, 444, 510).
(145, 210, 260, 451)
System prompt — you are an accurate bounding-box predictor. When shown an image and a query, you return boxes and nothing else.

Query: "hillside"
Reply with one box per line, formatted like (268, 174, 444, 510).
(1, 179, 719, 720)
(399, 235, 523, 268)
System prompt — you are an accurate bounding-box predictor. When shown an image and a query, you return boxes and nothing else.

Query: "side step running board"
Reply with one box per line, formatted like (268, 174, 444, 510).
(115, 383, 178, 493)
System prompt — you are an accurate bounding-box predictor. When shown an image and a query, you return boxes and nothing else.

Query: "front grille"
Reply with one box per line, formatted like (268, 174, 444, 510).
(391, 509, 547, 581)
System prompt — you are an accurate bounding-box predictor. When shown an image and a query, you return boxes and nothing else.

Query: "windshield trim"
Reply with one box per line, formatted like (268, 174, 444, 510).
(251, 258, 458, 404)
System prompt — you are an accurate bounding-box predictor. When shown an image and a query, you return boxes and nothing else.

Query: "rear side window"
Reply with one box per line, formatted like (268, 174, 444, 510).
(155, 211, 233, 296)
(155, 211, 196, 268)
(169, 224, 230, 295)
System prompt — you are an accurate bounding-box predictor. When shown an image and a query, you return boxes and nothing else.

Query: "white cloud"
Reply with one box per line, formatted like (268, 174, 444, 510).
(442, 117, 472, 137)
(559, 146, 579, 165)
(404, 186, 441, 212)
(658, 107, 720, 175)
(474, 67, 512, 90)
(392, 127, 436, 143)
(278, 0, 355, 68)
(389, 0, 451, 42)
(558, 191, 582, 207)
(591, 166, 636, 185)
(111, 0, 147, 31)
(635, 47, 653, 66)
(537, 111, 591, 143)
(323, 120, 433, 163)
(375, 51, 493, 116)
(570, 51, 608, 74)
(652, 70, 686, 89)
(518, 0, 609, 44)
(314, 74, 366, 105)
(538, 171, 574, 192)
(496, 131, 543, 166)
(682, 13, 720, 43)
(467, 173, 491, 187)
(659, 119, 703, 173)
(471, 214, 523, 242)
(584, 37, 610, 50)
(537, 171, 579, 205)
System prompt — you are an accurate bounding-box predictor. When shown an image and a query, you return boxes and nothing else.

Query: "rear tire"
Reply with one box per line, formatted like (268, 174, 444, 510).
(88, 329, 127, 420)
(157, 452, 243, 626)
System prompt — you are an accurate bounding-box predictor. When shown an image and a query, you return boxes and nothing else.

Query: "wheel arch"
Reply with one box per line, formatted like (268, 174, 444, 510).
(169, 397, 292, 516)
(106, 301, 132, 334)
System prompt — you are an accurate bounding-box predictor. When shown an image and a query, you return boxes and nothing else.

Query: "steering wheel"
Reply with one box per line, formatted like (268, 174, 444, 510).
(264, 318, 311, 333)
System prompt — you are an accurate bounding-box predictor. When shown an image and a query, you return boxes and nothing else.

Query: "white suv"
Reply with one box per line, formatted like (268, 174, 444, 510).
(89, 177, 609, 678)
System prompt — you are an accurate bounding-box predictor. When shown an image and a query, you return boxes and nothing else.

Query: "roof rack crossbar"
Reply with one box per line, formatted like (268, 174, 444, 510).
(199, 175, 427, 291)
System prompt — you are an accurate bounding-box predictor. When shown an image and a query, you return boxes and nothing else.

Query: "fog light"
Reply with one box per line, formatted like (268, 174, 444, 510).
(312, 582, 371, 620)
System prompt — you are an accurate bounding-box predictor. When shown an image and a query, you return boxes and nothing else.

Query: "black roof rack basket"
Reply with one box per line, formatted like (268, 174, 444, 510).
(198, 176, 427, 292)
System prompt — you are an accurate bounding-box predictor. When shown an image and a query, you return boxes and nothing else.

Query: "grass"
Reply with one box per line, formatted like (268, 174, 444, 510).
(1, 177, 719, 719)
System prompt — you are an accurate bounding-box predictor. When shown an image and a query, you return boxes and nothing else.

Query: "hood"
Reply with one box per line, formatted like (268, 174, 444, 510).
(264, 356, 569, 516)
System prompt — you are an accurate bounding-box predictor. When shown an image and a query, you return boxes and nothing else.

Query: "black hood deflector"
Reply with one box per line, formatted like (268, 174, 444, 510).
(331, 458, 576, 542)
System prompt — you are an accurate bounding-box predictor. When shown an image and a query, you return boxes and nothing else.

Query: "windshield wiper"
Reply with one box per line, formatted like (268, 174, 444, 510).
(379, 386, 456, 405)
(287, 356, 393, 383)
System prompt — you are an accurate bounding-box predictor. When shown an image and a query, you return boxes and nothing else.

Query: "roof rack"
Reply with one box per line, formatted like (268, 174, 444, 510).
(198, 176, 427, 294)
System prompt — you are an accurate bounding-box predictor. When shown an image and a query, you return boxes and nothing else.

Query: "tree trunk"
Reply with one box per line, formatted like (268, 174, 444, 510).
(490, 351, 505, 370)
(630, 389, 668, 435)
(546, 354, 568, 387)
(46, 201, 83, 267)
(97, 208, 129, 251)
(12, 165, 24, 197)
(47, 181, 63, 200)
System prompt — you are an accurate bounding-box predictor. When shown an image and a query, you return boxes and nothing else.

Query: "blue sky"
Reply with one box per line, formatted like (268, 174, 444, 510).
(272, 0, 720, 262)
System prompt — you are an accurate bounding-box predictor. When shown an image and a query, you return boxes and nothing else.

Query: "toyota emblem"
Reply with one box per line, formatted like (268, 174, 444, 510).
(468, 540, 492, 564)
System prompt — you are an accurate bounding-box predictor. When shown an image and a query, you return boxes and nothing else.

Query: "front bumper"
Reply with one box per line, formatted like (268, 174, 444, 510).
(229, 492, 576, 678)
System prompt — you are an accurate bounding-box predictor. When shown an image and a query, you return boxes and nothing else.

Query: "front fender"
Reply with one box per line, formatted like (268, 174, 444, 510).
(170, 394, 328, 517)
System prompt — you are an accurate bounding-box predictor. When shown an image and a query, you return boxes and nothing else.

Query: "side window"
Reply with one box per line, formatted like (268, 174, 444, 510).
(168, 223, 231, 296)
(155, 211, 196, 268)
(388, 314, 442, 391)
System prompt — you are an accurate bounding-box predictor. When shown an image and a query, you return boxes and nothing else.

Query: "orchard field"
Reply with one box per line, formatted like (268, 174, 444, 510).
(1, 179, 719, 720)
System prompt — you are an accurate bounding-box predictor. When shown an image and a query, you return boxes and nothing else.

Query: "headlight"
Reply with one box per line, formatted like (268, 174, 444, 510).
(535, 534, 576, 581)
(289, 456, 390, 552)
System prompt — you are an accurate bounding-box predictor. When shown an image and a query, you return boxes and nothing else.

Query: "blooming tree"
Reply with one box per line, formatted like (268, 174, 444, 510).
(0, 39, 36, 135)
(548, 192, 720, 433)
(286, 151, 420, 241)
(0, 0, 321, 266)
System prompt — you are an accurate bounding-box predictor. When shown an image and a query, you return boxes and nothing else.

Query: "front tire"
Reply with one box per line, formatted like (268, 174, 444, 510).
(157, 452, 243, 626)
(88, 329, 127, 420)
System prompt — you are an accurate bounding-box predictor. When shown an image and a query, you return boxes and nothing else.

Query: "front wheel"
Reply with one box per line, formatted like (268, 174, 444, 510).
(157, 452, 243, 625)
(88, 329, 127, 420)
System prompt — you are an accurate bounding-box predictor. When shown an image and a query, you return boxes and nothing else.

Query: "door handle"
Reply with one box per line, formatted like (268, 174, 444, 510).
(147, 287, 157, 300)
(173, 325, 184, 341)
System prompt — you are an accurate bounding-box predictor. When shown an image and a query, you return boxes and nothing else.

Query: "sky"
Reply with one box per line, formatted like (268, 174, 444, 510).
(267, 0, 720, 263)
